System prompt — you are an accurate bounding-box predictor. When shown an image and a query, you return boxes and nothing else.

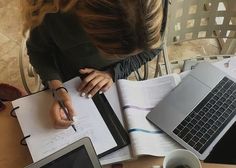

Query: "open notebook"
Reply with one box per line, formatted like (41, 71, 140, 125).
(12, 78, 129, 163)
(100, 74, 183, 165)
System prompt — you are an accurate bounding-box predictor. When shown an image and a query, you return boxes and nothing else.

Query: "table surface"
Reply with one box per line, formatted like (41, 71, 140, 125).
(0, 102, 235, 168)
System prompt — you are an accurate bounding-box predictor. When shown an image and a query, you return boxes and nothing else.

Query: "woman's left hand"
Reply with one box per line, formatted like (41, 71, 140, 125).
(78, 68, 113, 98)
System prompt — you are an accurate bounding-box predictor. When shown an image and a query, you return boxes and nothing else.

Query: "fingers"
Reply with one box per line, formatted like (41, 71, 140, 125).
(81, 77, 113, 97)
(50, 102, 74, 129)
(78, 70, 97, 92)
(55, 89, 76, 121)
(63, 99, 75, 119)
(78, 69, 113, 97)
(100, 80, 113, 93)
(86, 77, 109, 97)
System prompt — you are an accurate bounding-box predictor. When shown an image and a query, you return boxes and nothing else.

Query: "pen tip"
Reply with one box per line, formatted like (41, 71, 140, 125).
(72, 125, 77, 132)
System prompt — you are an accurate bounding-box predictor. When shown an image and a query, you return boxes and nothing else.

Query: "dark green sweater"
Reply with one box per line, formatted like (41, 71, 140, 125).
(27, 12, 162, 83)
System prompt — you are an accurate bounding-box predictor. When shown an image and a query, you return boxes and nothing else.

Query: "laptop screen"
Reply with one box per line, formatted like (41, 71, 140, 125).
(42, 145, 94, 168)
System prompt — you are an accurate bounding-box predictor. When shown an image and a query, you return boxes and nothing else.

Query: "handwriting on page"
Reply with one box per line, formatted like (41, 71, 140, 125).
(41, 115, 94, 156)
(13, 77, 117, 162)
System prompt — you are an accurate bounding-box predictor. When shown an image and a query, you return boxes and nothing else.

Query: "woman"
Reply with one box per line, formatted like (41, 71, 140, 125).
(21, 0, 167, 129)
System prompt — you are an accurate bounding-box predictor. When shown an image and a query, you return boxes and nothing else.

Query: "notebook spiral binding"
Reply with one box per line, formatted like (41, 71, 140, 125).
(20, 135, 31, 146)
(10, 106, 31, 146)
(10, 106, 19, 118)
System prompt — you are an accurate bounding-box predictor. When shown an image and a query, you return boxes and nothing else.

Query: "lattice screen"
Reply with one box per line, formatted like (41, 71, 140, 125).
(166, 0, 236, 46)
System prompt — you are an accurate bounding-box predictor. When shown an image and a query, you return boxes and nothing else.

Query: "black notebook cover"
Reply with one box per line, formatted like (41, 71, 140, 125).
(92, 93, 130, 158)
(79, 74, 130, 158)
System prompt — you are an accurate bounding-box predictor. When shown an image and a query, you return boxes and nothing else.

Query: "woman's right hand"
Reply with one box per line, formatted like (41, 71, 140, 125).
(48, 80, 76, 129)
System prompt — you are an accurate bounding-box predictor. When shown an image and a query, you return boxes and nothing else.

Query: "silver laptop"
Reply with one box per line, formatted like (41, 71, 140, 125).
(25, 137, 102, 168)
(147, 62, 236, 160)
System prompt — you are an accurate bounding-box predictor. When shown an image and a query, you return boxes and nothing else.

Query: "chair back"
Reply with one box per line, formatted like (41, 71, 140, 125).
(19, 32, 42, 94)
(166, 0, 236, 46)
(160, 0, 236, 74)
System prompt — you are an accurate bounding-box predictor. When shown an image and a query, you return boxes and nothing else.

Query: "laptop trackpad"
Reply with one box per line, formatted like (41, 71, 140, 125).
(170, 75, 211, 114)
(148, 75, 211, 131)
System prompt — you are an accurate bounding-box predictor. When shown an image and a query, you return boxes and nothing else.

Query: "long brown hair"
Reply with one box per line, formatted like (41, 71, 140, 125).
(21, 0, 163, 58)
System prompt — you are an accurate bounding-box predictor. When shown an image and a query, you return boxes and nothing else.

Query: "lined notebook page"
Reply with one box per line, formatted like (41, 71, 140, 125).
(12, 77, 116, 162)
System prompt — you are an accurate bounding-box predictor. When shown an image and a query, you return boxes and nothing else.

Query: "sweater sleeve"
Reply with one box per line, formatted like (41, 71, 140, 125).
(26, 17, 62, 83)
(112, 48, 162, 81)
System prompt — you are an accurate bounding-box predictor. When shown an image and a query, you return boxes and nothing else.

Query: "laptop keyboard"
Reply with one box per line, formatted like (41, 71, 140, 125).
(173, 77, 236, 154)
